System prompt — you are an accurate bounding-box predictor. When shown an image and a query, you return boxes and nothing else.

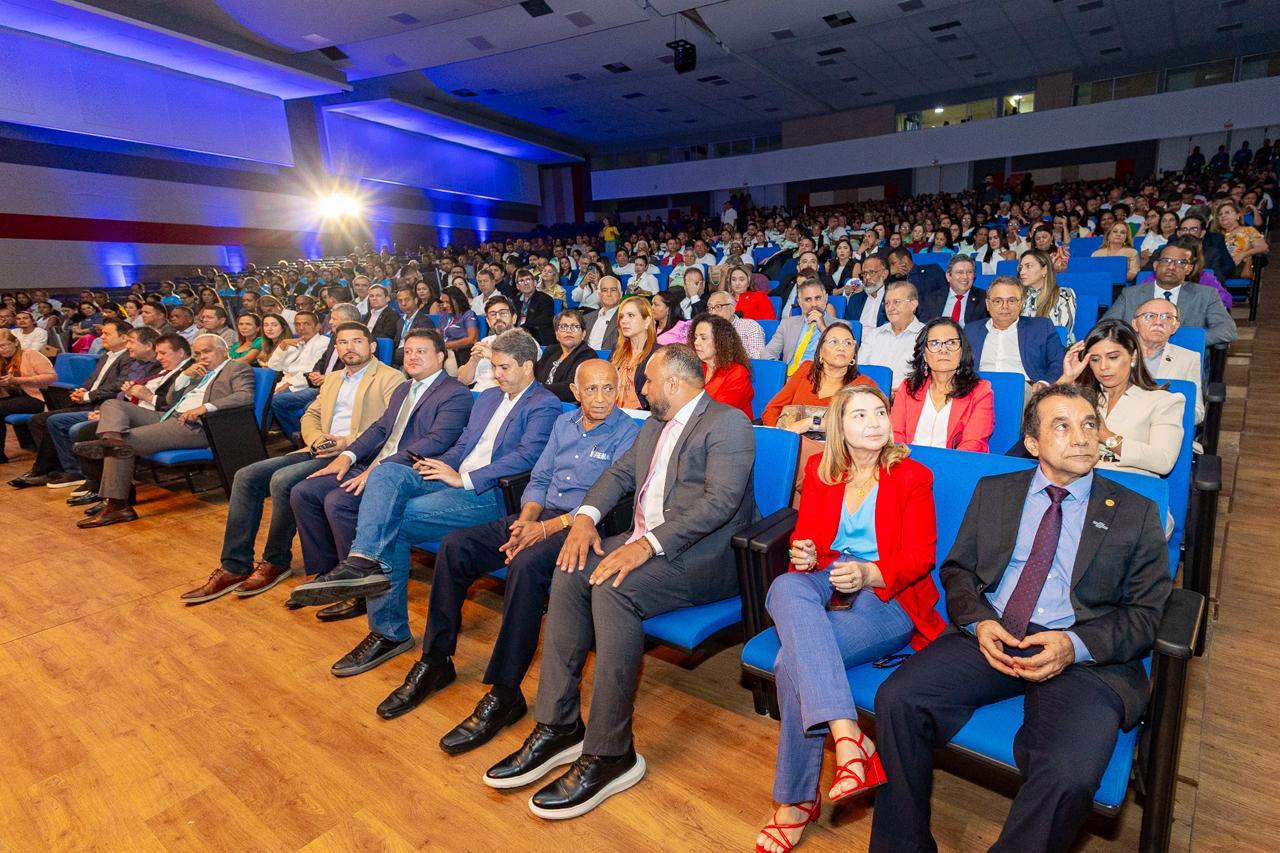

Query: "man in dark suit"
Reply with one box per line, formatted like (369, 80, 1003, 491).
(887, 246, 948, 301)
(391, 283, 436, 366)
(288, 329, 558, 676)
(484, 345, 756, 819)
(770, 250, 836, 316)
(362, 284, 402, 343)
(1146, 212, 1235, 284)
(870, 383, 1171, 853)
(8, 318, 136, 489)
(917, 254, 989, 328)
(513, 268, 556, 345)
(966, 277, 1067, 385)
(583, 277, 622, 351)
(1107, 236, 1237, 346)
(842, 254, 891, 329)
(73, 333, 255, 527)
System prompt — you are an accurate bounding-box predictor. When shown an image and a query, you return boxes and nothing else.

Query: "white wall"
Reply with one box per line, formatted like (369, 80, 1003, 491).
(592, 77, 1280, 200)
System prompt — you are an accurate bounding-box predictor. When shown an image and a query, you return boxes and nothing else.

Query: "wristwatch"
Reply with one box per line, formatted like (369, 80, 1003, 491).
(1103, 436, 1120, 451)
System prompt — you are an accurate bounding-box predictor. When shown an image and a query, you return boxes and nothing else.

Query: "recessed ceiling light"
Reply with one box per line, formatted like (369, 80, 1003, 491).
(602, 62, 632, 74)
(772, 28, 796, 39)
(936, 33, 958, 42)
(1099, 46, 1122, 54)
(451, 88, 478, 97)
(566, 11, 594, 27)
(1089, 25, 1113, 35)
(823, 11, 856, 27)
(741, 94, 758, 100)
(817, 59, 837, 66)
(817, 46, 847, 56)
(764, 107, 781, 112)
(389, 12, 419, 25)
(839, 75, 859, 82)
(384, 53, 406, 68)
(467, 35, 493, 50)
(898, 0, 924, 10)
(957, 53, 977, 60)
(622, 92, 644, 99)
(565, 72, 586, 81)
(519, 0, 553, 18)
(928, 20, 960, 31)
(1076, 0, 1104, 10)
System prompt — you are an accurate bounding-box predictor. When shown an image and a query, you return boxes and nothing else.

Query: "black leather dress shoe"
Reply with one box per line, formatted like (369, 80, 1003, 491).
(287, 559, 390, 607)
(9, 473, 47, 488)
(439, 691, 528, 756)
(73, 438, 135, 460)
(315, 598, 367, 622)
(67, 491, 101, 507)
(330, 632, 414, 678)
(528, 748, 646, 820)
(76, 506, 139, 529)
(376, 658, 456, 719)
(484, 719, 585, 790)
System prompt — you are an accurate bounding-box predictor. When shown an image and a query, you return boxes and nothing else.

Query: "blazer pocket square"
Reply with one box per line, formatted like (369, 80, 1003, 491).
(1091, 520, 1109, 530)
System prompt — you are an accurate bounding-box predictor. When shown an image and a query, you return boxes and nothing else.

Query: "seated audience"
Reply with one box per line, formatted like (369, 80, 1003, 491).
(535, 309, 597, 402)
(269, 304, 359, 442)
(363, 284, 402, 342)
(763, 277, 844, 374)
(916, 254, 987, 328)
(458, 296, 516, 391)
(12, 310, 48, 353)
(287, 330, 557, 676)
(652, 291, 691, 345)
(392, 284, 436, 365)
(1104, 237, 1237, 346)
(373, 360, 640, 736)
(198, 306, 238, 346)
(842, 254, 890, 332)
(583, 276, 622, 350)
(763, 323, 875, 430)
(538, 263, 567, 301)
(626, 256, 659, 295)
(178, 323, 402, 605)
(438, 285, 480, 367)
(266, 311, 328, 396)
(826, 238, 859, 288)
(859, 280, 924, 388)
(258, 313, 292, 368)
(72, 334, 254, 527)
(689, 314, 753, 420)
(707, 290, 766, 359)
(610, 296, 657, 411)
(772, 251, 833, 317)
(513, 268, 556, 345)
(1018, 250, 1077, 343)
(891, 318, 995, 451)
(967, 277, 1068, 387)
(1092, 221, 1140, 282)
(975, 228, 1016, 275)
(1132, 299, 1203, 424)
(486, 345, 755, 819)
(1059, 319, 1184, 477)
(678, 266, 708, 319)
(885, 247, 947, 301)
(0, 328, 57, 462)
(871, 383, 1171, 853)
(726, 265, 776, 321)
(756, 383, 944, 853)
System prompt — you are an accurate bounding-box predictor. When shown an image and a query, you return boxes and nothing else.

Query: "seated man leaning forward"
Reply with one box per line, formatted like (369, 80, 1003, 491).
(483, 344, 756, 820)
(869, 383, 1171, 853)
(374, 360, 641, 759)
(286, 327, 473, 630)
(288, 328, 561, 677)
(179, 322, 403, 604)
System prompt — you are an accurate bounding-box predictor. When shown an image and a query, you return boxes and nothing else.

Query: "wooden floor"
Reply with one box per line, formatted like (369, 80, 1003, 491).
(2, 278, 1278, 851)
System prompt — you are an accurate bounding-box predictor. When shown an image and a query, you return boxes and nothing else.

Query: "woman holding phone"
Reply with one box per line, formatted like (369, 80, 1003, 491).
(755, 383, 944, 853)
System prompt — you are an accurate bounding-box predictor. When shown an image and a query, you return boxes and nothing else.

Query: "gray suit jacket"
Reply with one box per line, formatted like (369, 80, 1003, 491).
(762, 315, 848, 363)
(584, 307, 619, 351)
(1103, 281, 1237, 346)
(175, 359, 256, 415)
(581, 394, 756, 593)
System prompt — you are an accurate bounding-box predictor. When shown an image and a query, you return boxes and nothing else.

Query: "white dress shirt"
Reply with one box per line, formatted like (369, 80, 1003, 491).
(268, 333, 331, 391)
(374, 370, 441, 462)
(137, 366, 184, 412)
(578, 391, 704, 556)
(171, 361, 228, 416)
(1152, 282, 1182, 306)
(979, 319, 1026, 377)
(861, 319, 925, 387)
(471, 334, 498, 391)
(176, 325, 198, 344)
(942, 292, 970, 327)
(365, 306, 388, 331)
(629, 272, 659, 294)
(328, 362, 371, 438)
(459, 382, 531, 490)
(88, 349, 126, 393)
(912, 396, 953, 448)
(859, 288, 886, 333)
(587, 307, 617, 350)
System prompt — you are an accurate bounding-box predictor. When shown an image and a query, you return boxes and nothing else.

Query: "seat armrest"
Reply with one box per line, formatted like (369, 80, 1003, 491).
(1193, 453, 1220, 493)
(1205, 381, 1226, 404)
(734, 507, 799, 639)
(497, 471, 532, 516)
(1152, 588, 1204, 660)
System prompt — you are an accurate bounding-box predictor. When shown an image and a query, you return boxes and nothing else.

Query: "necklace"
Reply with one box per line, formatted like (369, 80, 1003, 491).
(848, 467, 878, 498)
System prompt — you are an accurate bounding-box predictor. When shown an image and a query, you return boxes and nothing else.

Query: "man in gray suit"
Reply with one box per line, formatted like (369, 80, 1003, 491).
(73, 334, 255, 528)
(1103, 237, 1237, 346)
(762, 276, 847, 373)
(483, 344, 756, 819)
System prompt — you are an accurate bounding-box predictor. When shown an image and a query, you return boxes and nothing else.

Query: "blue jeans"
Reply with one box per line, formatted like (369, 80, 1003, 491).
(220, 452, 326, 575)
(269, 387, 318, 439)
(765, 568, 915, 803)
(356, 464, 503, 640)
(48, 410, 92, 474)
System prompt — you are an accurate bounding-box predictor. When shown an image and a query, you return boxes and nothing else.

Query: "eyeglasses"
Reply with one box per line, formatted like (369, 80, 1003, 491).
(823, 338, 857, 350)
(486, 309, 513, 319)
(884, 298, 917, 308)
(987, 296, 1023, 307)
(1135, 311, 1177, 323)
(708, 302, 735, 310)
(925, 338, 962, 352)
(1154, 257, 1192, 267)
(556, 323, 583, 332)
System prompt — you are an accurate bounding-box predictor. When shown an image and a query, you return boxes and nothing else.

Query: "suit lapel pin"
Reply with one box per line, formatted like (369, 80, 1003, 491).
(1104, 498, 1115, 507)
(1092, 520, 1109, 530)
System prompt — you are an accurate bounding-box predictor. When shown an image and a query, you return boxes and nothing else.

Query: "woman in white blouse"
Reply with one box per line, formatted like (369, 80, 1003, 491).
(976, 229, 1016, 275)
(1060, 319, 1185, 477)
(1018, 249, 1077, 343)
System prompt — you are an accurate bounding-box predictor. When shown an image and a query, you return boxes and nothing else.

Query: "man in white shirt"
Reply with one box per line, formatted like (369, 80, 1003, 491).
(267, 311, 330, 393)
(721, 201, 738, 230)
(977, 280, 1030, 378)
(471, 268, 499, 316)
(352, 275, 371, 316)
(612, 249, 635, 279)
(1133, 299, 1203, 425)
(860, 281, 925, 387)
(12, 311, 47, 351)
(692, 238, 716, 268)
(842, 255, 890, 334)
(459, 296, 516, 390)
(170, 307, 199, 344)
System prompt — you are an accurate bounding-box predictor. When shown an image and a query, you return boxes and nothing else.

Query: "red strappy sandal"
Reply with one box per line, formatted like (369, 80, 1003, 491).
(754, 796, 821, 853)
(828, 731, 887, 804)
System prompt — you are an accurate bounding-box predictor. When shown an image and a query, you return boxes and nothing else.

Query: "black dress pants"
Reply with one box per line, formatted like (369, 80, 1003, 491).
(869, 630, 1125, 853)
(0, 393, 45, 456)
(28, 403, 93, 474)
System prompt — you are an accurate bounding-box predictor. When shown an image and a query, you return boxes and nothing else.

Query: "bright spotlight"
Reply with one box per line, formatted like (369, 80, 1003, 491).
(319, 192, 362, 219)
(933, 107, 944, 114)
(1010, 94, 1022, 101)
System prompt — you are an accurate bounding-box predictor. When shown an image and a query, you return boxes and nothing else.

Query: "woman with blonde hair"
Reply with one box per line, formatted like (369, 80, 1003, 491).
(609, 295, 656, 410)
(754, 383, 945, 853)
(1018, 249, 1077, 343)
(1212, 198, 1269, 279)
(0, 328, 57, 462)
(1091, 221, 1140, 282)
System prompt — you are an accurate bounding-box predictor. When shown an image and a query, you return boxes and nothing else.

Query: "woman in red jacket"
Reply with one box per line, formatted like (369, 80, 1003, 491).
(755, 383, 945, 853)
(890, 317, 995, 452)
(725, 264, 776, 321)
(689, 313, 754, 420)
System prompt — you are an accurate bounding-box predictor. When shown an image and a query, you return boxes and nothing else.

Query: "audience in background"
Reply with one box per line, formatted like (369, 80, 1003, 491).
(917, 254, 987, 328)
(707, 290, 765, 359)
(1018, 250, 1077, 343)
(459, 296, 517, 391)
(763, 278, 842, 373)
(1132, 300, 1203, 424)
(1092, 221, 1141, 282)
(535, 309, 596, 402)
(763, 323, 874, 430)
(610, 296, 657, 411)
(859, 281, 924, 388)
(890, 318, 994, 451)
(689, 313, 753, 420)
(967, 277, 1068, 387)
(0, 328, 57, 462)
(1104, 237, 1238, 346)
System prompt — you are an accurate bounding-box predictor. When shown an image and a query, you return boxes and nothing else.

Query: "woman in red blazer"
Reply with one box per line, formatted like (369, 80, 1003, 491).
(725, 264, 776, 321)
(755, 383, 944, 853)
(688, 313, 754, 420)
(890, 317, 995, 452)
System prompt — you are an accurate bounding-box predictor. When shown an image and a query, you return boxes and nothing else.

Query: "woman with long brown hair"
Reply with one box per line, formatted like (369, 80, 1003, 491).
(609, 295, 656, 410)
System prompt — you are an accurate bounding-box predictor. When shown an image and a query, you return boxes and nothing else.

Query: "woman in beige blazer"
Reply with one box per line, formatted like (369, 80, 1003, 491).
(1059, 319, 1184, 477)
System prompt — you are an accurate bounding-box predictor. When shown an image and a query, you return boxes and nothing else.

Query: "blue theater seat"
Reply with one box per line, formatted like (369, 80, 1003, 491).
(1067, 255, 1128, 285)
(1069, 236, 1104, 256)
(750, 359, 785, 422)
(911, 252, 951, 270)
(1058, 271, 1114, 310)
(977, 370, 1025, 455)
(375, 337, 393, 364)
(858, 363, 893, 396)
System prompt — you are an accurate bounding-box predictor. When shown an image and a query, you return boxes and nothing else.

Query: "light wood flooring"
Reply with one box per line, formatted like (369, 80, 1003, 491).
(1, 273, 1277, 851)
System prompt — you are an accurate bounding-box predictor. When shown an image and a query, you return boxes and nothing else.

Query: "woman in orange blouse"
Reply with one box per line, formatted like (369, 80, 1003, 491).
(726, 265, 776, 321)
(689, 313, 753, 419)
(0, 328, 57, 463)
(762, 323, 874, 430)
(608, 295, 656, 410)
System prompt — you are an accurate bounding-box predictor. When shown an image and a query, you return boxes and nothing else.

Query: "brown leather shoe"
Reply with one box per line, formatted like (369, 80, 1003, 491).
(234, 561, 293, 597)
(180, 568, 246, 604)
(76, 506, 139, 528)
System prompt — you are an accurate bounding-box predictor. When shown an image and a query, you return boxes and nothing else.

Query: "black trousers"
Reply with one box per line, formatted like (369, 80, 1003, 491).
(425, 509, 567, 691)
(28, 403, 94, 474)
(0, 394, 45, 455)
(869, 630, 1125, 853)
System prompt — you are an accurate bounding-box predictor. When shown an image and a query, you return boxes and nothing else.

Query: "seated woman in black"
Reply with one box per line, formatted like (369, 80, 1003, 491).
(534, 308, 597, 402)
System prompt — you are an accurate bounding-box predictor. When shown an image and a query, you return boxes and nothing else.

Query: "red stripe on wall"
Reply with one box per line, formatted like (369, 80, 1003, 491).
(0, 212, 312, 247)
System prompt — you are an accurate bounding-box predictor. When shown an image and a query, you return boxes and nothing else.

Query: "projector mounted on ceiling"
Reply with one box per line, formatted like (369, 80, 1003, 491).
(666, 39, 696, 75)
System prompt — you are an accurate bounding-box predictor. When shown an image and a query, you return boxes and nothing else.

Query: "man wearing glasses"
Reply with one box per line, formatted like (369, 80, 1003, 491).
(707, 291, 765, 359)
(859, 280, 925, 386)
(1131, 300, 1204, 425)
(1105, 237, 1237, 346)
(460, 296, 517, 391)
(1145, 212, 1235, 284)
(966, 277, 1067, 387)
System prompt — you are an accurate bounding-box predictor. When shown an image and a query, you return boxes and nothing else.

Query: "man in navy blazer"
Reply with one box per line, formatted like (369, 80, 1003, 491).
(291, 329, 561, 677)
(965, 277, 1067, 385)
(842, 254, 891, 329)
(887, 246, 948, 300)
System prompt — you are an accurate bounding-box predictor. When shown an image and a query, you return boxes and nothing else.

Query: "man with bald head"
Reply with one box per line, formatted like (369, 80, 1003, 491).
(375, 359, 641, 745)
(1132, 298, 1204, 424)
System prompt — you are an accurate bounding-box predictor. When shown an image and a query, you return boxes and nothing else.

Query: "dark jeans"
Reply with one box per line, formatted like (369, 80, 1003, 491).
(27, 404, 93, 475)
(220, 452, 327, 575)
(269, 388, 318, 439)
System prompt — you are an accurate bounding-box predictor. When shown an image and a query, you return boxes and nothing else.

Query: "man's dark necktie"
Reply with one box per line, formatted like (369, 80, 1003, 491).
(1000, 485, 1069, 640)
